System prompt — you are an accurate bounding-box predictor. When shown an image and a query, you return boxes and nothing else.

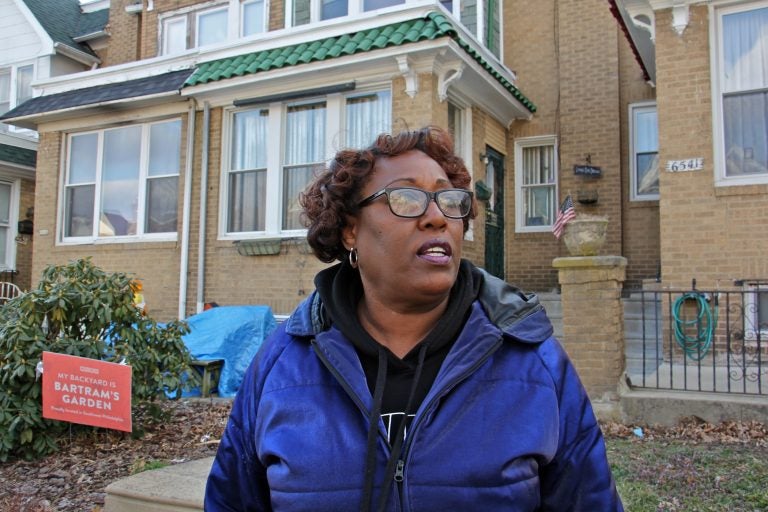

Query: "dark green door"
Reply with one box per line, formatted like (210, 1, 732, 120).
(484, 147, 505, 279)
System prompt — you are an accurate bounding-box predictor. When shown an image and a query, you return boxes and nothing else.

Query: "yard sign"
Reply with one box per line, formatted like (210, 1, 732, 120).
(42, 351, 132, 432)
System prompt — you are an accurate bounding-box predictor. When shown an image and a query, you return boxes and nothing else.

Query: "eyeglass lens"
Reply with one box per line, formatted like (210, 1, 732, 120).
(388, 188, 471, 218)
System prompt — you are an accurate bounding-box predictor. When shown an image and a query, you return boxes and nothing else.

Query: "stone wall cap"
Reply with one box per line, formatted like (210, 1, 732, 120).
(552, 255, 628, 269)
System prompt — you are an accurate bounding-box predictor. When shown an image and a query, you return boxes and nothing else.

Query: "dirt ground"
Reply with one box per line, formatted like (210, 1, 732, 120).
(0, 398, 231, 512)
(0, 399, 766, 512)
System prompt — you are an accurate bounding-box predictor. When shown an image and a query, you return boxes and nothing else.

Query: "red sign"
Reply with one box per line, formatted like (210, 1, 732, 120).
(42, 351, 132, 432)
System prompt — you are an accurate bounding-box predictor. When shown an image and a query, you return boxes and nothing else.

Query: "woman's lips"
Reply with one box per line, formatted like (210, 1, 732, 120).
(417, 240, 452, 264)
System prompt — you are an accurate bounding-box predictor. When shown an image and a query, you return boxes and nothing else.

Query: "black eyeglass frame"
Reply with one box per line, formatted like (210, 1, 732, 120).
(357, 187, 474, 219)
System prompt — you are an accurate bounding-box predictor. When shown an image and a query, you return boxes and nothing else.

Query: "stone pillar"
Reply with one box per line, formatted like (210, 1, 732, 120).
(552, 256, 627, 402)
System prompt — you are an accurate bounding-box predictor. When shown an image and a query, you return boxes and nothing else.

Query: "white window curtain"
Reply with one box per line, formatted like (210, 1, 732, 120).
(283, 102, 326, 230)
(229, 109, 268, 232)
(721, 7, 768, 177)
(345, 91, 391, 149)
(522, 145, 555, 227)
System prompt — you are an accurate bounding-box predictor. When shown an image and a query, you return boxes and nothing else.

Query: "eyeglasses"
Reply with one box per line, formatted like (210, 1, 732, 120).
(358, 187, 473, 219)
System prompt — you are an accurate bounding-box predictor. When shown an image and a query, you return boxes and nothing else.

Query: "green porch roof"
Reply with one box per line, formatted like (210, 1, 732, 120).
(186, 12, 536, 113)
(0, 143, 37, 168)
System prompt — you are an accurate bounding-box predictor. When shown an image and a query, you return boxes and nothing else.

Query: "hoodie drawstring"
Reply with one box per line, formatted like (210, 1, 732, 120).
(361, 346, 388, 512)
(360, 342, 429, 512)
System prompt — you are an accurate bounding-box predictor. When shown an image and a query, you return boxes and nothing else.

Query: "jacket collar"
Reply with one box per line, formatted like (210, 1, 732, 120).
(284, 263, 553, 345)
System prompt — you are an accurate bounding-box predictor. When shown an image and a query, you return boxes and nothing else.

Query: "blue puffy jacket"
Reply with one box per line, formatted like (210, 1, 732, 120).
(205, 270, 623, 511)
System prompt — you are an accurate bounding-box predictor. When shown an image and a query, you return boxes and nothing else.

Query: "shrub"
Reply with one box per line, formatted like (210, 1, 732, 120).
(0, 258, 199, 461)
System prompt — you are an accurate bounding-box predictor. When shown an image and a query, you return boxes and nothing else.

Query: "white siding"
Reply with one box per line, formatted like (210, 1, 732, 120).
(0, 0, 44, 64)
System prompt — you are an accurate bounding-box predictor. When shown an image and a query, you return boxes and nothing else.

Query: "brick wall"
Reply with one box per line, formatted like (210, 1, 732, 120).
(32, 116, 189, 321)
(103, 0, 141, 66)
(554, 256, 627, 400)
(655, 5, 768, 289)
(618, 10, 659, 289)
(14, 177, 35, 290)
(504, 0, 655, 292)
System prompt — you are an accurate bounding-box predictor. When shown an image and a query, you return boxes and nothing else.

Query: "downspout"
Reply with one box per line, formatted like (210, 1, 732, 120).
(178, 99, 196, 319)
(196, 102, 211, 314)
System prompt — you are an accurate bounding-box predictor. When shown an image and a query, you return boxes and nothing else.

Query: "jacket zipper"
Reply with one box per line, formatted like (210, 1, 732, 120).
(314, 334, 504, 511)
(395, 335, 504, 511)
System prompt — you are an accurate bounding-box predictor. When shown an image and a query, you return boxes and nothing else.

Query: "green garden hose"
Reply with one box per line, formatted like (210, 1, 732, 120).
(672, 292, 717, 361)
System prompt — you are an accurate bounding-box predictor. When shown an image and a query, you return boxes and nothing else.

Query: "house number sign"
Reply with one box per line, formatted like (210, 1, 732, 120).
(666, 158, 703, 172)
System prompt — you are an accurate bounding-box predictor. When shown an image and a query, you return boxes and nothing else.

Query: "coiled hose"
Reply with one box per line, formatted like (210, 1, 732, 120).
(672, 292, 717, 361)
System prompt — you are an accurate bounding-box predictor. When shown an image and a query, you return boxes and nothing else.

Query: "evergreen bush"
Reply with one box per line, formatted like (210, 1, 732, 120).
(0, 258, 198, 461)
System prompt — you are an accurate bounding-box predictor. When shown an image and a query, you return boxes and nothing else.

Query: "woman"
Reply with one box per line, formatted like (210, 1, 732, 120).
(205, 126, 623, 511)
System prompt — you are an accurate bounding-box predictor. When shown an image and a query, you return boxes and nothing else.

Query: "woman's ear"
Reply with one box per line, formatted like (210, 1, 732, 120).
(342, 217, 357, 250)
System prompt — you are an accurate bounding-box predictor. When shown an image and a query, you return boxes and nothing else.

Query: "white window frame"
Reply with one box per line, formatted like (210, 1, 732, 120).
(0, 179, 20, 271)
(0, 62, 36, 136)
(744, 283, 768, 342)
(160, 1, 264, 55)
(60, 119, 182, 245)
(629, 101, 659, 201)
(219, 86, 392, 240)
(447, 95, 474, 240)
(282, 0, 499, 58)
(514, 135, 558, 233)
(711, 0, 768, 187)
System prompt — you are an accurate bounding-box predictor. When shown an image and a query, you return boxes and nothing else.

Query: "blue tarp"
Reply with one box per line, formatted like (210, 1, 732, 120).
(181, 305, 277, 397)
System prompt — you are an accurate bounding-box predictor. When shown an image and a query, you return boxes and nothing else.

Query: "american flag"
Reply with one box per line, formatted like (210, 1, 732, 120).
(552, 195, 576, 239)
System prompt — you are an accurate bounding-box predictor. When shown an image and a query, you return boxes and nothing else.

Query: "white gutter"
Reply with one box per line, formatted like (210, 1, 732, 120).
(54, 42, 100, 67)
(178, 99, 196, 319)
(196, 102, 210, 314)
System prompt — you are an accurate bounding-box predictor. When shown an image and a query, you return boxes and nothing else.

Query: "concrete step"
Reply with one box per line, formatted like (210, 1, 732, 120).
(104, 457, 213, 512)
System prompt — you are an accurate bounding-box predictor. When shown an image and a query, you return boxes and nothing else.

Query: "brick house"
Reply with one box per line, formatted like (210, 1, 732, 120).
(1, 0, 659, 321)
(613, 0, 767, 335)
(0, 0, 108, 289)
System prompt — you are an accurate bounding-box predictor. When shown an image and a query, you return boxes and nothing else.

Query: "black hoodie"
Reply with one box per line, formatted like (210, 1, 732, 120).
(315, 259, 481, 441)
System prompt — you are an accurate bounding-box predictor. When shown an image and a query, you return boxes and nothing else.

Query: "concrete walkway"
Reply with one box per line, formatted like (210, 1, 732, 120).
(104, 457, 213, 512)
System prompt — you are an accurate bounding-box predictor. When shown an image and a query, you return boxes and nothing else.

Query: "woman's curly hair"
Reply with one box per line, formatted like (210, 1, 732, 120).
(300, 126, 476, 263)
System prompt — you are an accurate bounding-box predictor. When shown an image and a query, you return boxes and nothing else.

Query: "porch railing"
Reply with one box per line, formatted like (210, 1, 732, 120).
(624, 287, 766, 396)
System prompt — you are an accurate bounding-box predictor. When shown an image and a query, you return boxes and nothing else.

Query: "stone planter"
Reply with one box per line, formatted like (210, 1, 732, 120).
(563, 215, 608, 256)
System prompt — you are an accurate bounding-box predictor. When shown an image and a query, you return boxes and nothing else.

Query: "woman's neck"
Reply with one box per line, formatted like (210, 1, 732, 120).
(356, 294, 449, 358)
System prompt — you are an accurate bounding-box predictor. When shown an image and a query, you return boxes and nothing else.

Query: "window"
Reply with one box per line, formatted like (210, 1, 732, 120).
(714, 3, 768, 185)
(161, 2, 267, 54)
(196, 7, 228, 47)
(285, 0, 499, 57)
(63, 119, 181, 242)
(0, 180, 19, 270)
(223, 89, 391, 237)
(0, 64, 34, 134)
(630, 102, 659, 200)
(744, 283, 768, 341)
(242, 0, 266, 36)
(439, 0, 500, 58)
(515, 136, 557, 232)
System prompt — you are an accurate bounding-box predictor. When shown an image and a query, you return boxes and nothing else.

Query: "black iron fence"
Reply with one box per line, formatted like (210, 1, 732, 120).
(624, 286, 766, 396)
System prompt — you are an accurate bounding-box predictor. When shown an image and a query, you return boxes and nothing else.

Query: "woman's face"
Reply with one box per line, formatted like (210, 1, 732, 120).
(343, 150, 465, 309)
